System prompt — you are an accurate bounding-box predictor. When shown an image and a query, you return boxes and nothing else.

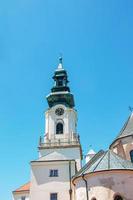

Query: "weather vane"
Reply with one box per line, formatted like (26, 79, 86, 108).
(129, 106, 133, 112)
(59, 53, 63, 64)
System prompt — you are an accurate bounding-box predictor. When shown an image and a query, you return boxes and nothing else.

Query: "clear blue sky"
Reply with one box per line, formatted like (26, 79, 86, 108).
(0, 0, 133, 199)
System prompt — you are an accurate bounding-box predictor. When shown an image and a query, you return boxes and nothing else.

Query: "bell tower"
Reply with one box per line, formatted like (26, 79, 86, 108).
(39, 57, 82, 170)
(45, 57, 78, 144)
(29, 58, 82, 200)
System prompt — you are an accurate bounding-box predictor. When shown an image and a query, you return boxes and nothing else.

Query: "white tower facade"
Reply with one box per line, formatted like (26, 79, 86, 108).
(29, 58, 82, 200)
(45, 104, 77, 143)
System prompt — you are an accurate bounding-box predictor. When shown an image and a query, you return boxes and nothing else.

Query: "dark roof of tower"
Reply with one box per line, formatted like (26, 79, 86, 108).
(74, 150, 133, 178)
(110, 112, 133, 147)
(47, 58, 75, 108)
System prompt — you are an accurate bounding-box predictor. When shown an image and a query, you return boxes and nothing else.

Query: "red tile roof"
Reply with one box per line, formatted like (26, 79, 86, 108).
(13, 182, 30, 193)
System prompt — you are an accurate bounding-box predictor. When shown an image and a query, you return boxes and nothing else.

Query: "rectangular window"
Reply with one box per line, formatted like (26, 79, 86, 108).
(50, 193, 57, 200)
(21, 197, 26, 200)
(49, 169, 58, 177)
(58, 80, 63, 86)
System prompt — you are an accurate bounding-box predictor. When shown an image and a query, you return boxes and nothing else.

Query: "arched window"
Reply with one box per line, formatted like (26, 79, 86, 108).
(130, 150, 133, 162)
(114, 195, 123, 200)
(91, 198, 96, 200)
(56, 122, 63, 134)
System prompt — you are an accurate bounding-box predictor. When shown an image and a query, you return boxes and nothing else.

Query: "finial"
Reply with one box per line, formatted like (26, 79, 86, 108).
(129, 106, 133, 112)
(57, 54, 63, 70)
(59, 56, 63, 64)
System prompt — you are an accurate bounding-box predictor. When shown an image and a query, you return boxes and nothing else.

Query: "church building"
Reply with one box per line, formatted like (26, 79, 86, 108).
(13, 59, 133, 200)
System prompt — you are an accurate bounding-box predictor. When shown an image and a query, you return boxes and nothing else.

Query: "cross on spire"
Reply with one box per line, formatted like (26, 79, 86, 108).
(57, 55, 63, 70)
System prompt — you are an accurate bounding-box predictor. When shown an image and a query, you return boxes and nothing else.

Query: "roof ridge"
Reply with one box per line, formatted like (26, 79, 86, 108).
(110, 113, 133, 147)
(108, 150, 111, 169)
(117, 115, 131, 138)
(74, 150, 104, 177)
(34, 151, 67, 161)
(83, 150, 104, 172)
(33, 151, 55, 161)
(92, 151, 108, 172)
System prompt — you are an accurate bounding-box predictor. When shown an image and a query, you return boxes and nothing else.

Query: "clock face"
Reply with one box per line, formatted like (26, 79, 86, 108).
(55, 108, 64, 116)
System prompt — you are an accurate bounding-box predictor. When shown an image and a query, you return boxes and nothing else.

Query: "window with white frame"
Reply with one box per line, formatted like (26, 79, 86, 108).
(50, 193, 57, 200)
(49, 169, 58, 177)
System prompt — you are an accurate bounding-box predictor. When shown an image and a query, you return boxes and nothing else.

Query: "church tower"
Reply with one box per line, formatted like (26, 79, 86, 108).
(29, 58, 82, 200)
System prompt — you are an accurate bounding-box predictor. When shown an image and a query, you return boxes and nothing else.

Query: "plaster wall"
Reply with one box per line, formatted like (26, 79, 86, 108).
(111, 136, 133, 161)
(39, 147, 81, 170)
(30, 161, 75, 200)
(120, 137, 133, 161)
(74, 171, 133, 200)
(45, 104, 77, 141)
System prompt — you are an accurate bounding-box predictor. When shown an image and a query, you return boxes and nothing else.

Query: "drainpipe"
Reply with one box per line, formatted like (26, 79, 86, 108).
(82, 174, 89, 200)
(69, 161, 72, 200)
(72, 180, 76, 200)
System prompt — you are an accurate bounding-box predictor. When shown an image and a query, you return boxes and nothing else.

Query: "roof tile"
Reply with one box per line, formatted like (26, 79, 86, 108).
(13, 182, 30, 193)
(74, 150, 133, 178)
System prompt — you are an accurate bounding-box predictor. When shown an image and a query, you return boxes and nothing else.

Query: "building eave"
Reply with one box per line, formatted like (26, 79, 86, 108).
(31, 159, 76, 163)
(13, 190, 30, 194)
(72, 169, 133, 184)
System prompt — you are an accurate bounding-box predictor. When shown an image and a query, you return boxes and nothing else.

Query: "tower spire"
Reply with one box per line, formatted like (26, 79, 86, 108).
(46, 57, 75, 108)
